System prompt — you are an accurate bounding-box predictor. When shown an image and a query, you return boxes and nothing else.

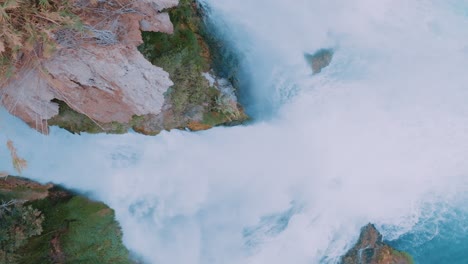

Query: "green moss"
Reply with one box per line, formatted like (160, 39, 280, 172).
(139, 0, 208, 69)
(138, 0, 239, 129)
(154, 46, 216, 114)
(55, 197, 128, 263)
(0, 177, 131, 263)
(48, 99, 105, 134)
(0, 203, 44, 264)
(48, 99, 136, 135)
(202, 111, 230, 126)
(16, 187, 131, 264)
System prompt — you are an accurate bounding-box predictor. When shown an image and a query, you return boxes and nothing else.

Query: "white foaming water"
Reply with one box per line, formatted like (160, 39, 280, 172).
(1, 0, 468, 263)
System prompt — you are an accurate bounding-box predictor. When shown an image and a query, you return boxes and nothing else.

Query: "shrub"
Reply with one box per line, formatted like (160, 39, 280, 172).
(0, 200, 44, 264)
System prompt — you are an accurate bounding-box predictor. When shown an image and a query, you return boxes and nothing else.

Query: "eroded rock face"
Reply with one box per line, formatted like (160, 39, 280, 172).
(0, 0, 179, 134)
(1, 0, 247, 135)
(341, 224, 413, 264)
(45, 46, 172, 123)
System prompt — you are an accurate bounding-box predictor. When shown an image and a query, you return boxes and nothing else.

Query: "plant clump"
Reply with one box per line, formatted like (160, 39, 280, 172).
(0, 0, 79, 79)
(0, 199, 44, 264)
(0, 176, 132, 264)
(47, 99, 134, 135)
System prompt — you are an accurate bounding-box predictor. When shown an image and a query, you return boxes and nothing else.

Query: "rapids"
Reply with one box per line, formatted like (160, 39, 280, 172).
(1, 0, 468, 263)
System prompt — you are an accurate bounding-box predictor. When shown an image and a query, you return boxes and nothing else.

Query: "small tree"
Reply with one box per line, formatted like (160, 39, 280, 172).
(0, 200, 44, 264)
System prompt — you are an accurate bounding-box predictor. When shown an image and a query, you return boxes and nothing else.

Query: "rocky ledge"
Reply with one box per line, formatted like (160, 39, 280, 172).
(0, 176, 132, 264)
(341, 224, 414, 264)
(0, 0, 247, 135)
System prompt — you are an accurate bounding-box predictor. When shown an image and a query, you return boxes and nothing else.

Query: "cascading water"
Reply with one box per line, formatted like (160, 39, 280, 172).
(1, 0, 468, 263)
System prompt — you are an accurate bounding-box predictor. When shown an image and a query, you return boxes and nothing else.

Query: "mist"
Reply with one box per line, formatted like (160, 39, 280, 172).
(1, 0, 468, 263)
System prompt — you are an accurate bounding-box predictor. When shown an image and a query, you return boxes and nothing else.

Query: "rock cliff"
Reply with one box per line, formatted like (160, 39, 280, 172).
(0, 0, 246, 135)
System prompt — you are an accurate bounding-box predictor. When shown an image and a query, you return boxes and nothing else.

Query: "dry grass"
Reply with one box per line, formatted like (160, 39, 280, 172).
(0, 0, 78, 77)
(6, 139, 27, 175)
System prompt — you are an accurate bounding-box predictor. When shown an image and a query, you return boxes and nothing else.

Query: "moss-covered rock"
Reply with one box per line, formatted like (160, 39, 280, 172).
(0, 176, 132, 264)
(47, 0, 247, 135)
(136, 0, 248, 133)
(48, 99, 144, 135)
(341, 224, 414, 264)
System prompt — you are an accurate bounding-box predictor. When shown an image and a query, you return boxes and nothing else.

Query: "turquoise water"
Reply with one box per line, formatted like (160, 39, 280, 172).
(391, 205, 468, 263)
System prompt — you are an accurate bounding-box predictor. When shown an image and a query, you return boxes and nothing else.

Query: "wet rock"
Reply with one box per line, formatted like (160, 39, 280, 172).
(305, 48, 334, 74)
(341, 224, 413, 264)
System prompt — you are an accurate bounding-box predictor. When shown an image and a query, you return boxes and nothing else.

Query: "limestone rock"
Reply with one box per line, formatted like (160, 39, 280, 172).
(45, 46, 172, 124)
(0, 0, 179, 134)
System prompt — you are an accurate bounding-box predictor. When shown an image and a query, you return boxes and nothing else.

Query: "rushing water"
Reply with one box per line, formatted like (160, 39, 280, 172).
(1, 0, 468, 263)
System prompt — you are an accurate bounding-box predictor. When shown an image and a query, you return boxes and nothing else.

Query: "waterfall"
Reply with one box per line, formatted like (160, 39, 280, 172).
(1, 0, 468, 263)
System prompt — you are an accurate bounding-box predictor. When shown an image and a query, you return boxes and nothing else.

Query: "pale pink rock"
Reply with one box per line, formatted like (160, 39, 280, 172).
(0, 0, 180, 133)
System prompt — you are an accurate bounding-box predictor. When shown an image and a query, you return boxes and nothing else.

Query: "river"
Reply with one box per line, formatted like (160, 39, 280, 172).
(1, 0, 468, 263)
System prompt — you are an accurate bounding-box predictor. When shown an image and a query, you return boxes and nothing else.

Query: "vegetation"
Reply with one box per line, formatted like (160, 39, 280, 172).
(0, 0, 79, 78)
(139, 0, 215, 117)
(6, 140, 27, 175)
(0, 200, 44, 264)
(138, 0, 247, 131)
(19, 192, 131, 263)
(0, 177, 132, 264)
(48, 99, 134, 134)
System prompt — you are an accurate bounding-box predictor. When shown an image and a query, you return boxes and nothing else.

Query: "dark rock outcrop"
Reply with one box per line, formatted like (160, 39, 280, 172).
(305, 48, 334, 74)
(341, 224, 413, 264)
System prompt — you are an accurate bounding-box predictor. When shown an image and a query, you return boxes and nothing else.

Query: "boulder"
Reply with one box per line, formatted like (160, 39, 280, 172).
(305, 48, 334, 74)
